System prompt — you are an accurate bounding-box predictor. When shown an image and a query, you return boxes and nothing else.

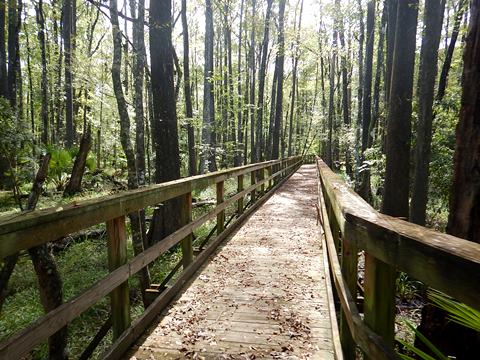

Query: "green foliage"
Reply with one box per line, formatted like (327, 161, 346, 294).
(47, 146, 73, 191)
(428, 290, 480, 332)
(396, 272, 423, 302)
(397, 321, 449, 360)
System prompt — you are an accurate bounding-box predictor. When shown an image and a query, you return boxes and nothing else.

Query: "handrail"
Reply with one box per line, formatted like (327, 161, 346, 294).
(0, 156, 304, 359)
(316, 157, 480, 359)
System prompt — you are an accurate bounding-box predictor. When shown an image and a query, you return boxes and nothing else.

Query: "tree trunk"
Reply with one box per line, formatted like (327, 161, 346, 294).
(272, 0, 286, 160)
(437, 0, 468, 101)
(0, 0, 7, 98)
(249, 0, 256, 164)
(417, 3, 480, 357)
(355, 0, 365, 177)
(288, 0, 304, 157)
(235, 0, 245, 166)
(181, 0, 196, 176)
(358, 0, 375, 201)
(410, 0, 445, 226)
(63, 125, 92, 196)
(148, 0, 185, 243)
(200, 0, 217, 173)
(35, 0, 49, 146)
(256, 0, 273, 162)
(63, 0, 75, 147)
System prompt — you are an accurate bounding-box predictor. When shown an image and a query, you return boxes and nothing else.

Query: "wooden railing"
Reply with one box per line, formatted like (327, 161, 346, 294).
(316, 158, 480, 359)
(0, 156, 304, 359)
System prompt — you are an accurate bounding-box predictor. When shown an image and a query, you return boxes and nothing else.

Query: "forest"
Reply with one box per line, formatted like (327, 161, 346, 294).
(0, 0, 479, 358)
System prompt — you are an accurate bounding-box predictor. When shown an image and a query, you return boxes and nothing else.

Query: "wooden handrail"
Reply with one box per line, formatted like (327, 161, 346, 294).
(0, 156, 303, 359)
(316, 157, 480, 359)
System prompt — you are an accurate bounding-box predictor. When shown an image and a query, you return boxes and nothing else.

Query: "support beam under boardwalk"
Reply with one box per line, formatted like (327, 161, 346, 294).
(128, 165, 336, 359)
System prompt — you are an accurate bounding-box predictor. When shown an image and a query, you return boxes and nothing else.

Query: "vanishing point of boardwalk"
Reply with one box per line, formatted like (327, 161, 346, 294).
(129, 165, 335, 359)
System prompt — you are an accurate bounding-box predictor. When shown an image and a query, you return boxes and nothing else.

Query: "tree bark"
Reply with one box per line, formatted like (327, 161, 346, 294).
(148, 0, 185, 243)
(181, 0, 196, 176)
(63, 0, 75, 147)
(272, 0, 286, 160)
(35, 0, 49, 146)
(200, 0, 217, 172)
(256, 0, 273, 162)
(63, 125, 91, 196)
(417, 3, 480, 357)
(235, 0, 245, 166)
(410, 0, 445, 226)
(437, 0, 468, 101)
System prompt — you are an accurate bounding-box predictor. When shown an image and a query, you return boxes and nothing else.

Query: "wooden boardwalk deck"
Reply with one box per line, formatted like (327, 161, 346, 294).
(128, 165, 335, 359)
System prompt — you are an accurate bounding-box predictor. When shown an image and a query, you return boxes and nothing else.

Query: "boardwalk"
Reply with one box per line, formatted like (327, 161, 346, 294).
(129, 165, 335, 359)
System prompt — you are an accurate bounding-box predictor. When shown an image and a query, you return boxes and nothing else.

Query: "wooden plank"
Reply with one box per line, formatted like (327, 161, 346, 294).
(340, 222, 358, 359)
(181, 192, 193, 268)
(106, 216, 131, 340)
(0, 157, 302, 258)
(216, 181, 225, 235)
(316, 158, 480, 312)
(318, 182, 399, 360)
(237, 174, 244, 215)
(103, 163, 300, 359)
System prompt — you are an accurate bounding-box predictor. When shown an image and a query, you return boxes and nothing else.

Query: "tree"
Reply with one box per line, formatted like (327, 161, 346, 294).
(357, 0, 375, 201)
(35, 0, 49, 145)
(148, 0, 185, 242)
(271, 0, 286, 160)
(410, 0, 445, 226)
(63, 0, 75, 147)
(181, 0, 196, 176)
(417, 2, 480, 356)
(256, 0, 273, 162)
(369, 0, 418, 347)
(200, 0, 217, 172)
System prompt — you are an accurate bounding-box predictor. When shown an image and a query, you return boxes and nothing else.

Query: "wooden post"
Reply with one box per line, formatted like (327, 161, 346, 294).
(340, 223, 358, 359)
(268, 166, 273, 189)
(237, 174, 244, 214)
(250, 171, 256, 202)
(181, 192, 193, 268)
(216, 181, 225, 235)
(259, 168, 265, 194)
(364, 254, 396, 352)
(106, 216, 131, 340)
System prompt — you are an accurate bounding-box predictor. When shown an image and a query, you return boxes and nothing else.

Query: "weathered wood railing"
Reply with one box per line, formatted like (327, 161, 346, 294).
(316, 158, 480, 359)
(0, 156, 304, 359)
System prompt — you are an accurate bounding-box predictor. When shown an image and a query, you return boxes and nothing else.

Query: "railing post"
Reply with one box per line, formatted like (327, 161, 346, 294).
(364, 254, 396, 354)
(237, 174, 244, 214)
(259, 168, 265, 194)
(268, 166, 273, 190)
(106, 216, 131, 340)
(216, 181, 225, 235)
(181, 192, 193, 268)
(250, 171, 256, 202)
(341, 222, 358, 359)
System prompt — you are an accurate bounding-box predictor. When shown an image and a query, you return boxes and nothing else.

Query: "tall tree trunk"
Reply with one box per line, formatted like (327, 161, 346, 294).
(436, 0, 468, 101)
(249, 0, 256, 163)
(326, 20, 337, 168)
(7, 0, 18, 108)
(200, 0, 217, 173)
(385, 0, 398, 107)
(256, 0, 273, 162)
(235, 0, 245, 166)
(181, 0, 196, 176)
(288, 0, 304, 157)
(355, 0, 365, 177)
(35, 0, 49, 146)
(272, 0, 286, 160)
(63, 0, 75, 147)
(110, 0, 150, 306)
(372, 0, 418, 348)
(410, 0, 445, 226)
(0, 0, 7, 98)
(148, 0, 185, 243)
(358, 0, 375, 201)
(417, 3, 480, 357)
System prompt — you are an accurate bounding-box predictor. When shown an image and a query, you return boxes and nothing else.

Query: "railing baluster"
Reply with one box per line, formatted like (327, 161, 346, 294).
(217, 181, 225, 234)
(106, 216, 131, 340)
(268, 166, 273, 190)
(250, 170, 256, 202)
(237, 174, 244, 215)
(364, 255, 396, 352)
(181, 192, 193, 268)
(341, 222, 358, 359)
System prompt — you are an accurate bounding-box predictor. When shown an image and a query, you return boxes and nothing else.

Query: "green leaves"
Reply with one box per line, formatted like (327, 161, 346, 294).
(397, 321, 449, 360)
